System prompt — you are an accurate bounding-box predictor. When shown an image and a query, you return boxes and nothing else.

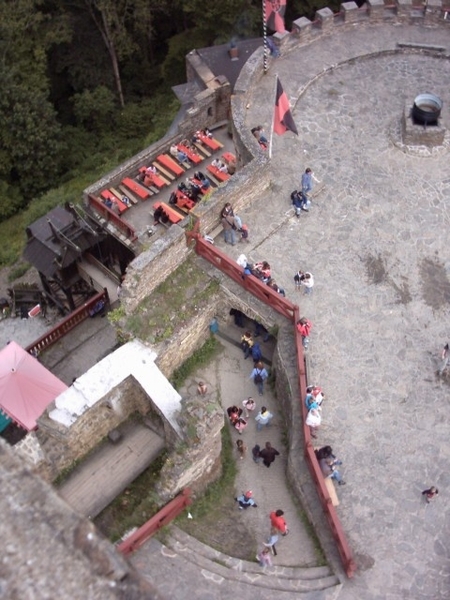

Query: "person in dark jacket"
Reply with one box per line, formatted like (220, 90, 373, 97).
(259, 441, 280, 468)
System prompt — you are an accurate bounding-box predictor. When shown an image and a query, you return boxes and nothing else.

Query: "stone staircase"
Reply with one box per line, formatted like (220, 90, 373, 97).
(129, 526, 342, 600)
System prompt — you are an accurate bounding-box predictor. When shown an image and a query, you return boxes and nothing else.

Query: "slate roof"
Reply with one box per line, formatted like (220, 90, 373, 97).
(23, 206, 101, 278)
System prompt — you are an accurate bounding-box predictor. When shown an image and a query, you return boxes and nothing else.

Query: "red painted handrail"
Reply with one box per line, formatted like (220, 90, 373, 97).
(87, 194, 137, 241)
(117, 489, 192, 556)
(189, 229, 356, 578)
(25, 290, 109, 357)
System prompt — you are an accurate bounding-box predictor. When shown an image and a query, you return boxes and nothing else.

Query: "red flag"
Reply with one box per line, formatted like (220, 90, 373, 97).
(274, 77, 298, 136)
(264, 0, 287, 33)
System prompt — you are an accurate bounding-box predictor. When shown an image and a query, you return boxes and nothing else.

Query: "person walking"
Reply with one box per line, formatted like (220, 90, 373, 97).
(252, 444, 262, 464)
(257, 547, 273, 567)
(236, 439, 247, 459)
(270, 509, 288, 536)
(241, 330, 254, 359)
(250, 361, 269, 395)
(264, 527, 280, 555)
(260, 441, 280, 468)
(255, 407, 273, 431)
(422, 486, 439, 503)
(242, 397, 256, 418)
(438, 343, 449, 376)
(301, 167, 313, 209)
(235, 490, 258, 509)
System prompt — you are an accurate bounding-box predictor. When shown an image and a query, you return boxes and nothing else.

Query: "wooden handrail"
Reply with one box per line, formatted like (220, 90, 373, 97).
(25, 290, 109, 356)
(87, 194, 138, 241)
(117, 489, 192, 556)
(190, 229, 356, 578)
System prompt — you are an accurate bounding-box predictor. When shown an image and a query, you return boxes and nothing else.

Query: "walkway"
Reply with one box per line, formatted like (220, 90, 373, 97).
(216, 21, 450, 600)
(58, 421, 165, 518)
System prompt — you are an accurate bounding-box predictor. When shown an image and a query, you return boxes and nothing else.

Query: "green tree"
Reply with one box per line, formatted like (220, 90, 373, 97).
(0, 74, 65, 198)
(72, 85, 117, 132)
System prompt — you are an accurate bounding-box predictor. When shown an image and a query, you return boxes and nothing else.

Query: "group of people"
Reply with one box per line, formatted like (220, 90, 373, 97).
(236, 254, 286, 298)
(221, 203, 249, 245)
(170, 143, 191, 166)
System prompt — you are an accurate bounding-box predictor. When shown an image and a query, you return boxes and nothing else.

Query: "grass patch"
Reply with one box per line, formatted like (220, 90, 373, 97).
(170, 336, 222, 390)
(94, 450, 168, 543)
(123, 258, 220, 344)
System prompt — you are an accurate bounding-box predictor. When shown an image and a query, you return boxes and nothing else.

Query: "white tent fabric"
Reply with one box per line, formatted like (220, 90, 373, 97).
(0, 341, 67, 431)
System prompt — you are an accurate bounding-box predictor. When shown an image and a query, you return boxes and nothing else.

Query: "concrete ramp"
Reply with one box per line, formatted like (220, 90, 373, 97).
(57, 422, 165, 518)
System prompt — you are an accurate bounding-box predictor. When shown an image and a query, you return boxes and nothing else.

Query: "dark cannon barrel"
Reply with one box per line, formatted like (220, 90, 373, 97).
(412, 93, 442, 125)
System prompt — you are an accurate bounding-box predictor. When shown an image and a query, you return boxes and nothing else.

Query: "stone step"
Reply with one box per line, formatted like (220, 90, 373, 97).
(160, 527, 341, 594)
(131, 537, 342, 600)
(168, 525, 333, 580)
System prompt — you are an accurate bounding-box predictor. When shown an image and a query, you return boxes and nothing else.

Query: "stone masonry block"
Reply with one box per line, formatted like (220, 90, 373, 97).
(367, 0, 386, 19)
(316, 7, 334, 31)
(292, 17, 313, 42)
(397, 0, 413, 17)
(342, 1, 360, 23)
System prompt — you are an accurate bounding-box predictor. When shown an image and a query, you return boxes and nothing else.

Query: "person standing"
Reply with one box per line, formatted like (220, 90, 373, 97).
(438, 343, 449, 376)
(250, 361, 269, 395)
(301, 167, 313, 209)
(221, 211, 236, 246)
(300, 272, 314, 295)
(270, 509, 288, 536)
(259, 441, 280, 468)
(296, 317, 312, 349)
(255, 407, 273, 431)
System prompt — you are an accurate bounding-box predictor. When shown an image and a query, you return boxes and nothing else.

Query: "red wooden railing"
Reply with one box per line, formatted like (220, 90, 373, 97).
(189, 228, 356, 577)
(87, 194, 138, 241)
(193, 235, 296, 321)
(117, 488, 192, 556)
(25, 289, 109, 357)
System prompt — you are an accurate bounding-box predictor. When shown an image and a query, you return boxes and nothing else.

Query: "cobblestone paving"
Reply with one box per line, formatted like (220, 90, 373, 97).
(214, 22, 450, 600)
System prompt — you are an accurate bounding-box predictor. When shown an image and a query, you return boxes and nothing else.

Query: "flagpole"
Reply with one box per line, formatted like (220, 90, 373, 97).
(268, 74, 278, 159)
(262, 0, 268, 74)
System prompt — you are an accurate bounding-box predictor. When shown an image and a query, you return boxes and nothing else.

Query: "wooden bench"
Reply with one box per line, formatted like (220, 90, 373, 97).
(193, 142, 211, 158)
(207, 164, 230, 183)
(118, 185, 140, 205)
(100, 189, 128, 213)
(110, 187, 137, 205)
(152, 161, 175, 181)
(121, 178, 150, 200)
(156, 154, 185, 177)
(324, 477, 339, 507)
(177, 144, 202, 164)
(153, 201, 184, 224)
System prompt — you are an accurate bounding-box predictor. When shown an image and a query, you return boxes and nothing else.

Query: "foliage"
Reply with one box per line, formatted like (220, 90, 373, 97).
(170, 337, 221, 390)
(72, 86, 117, 132)
(94, 450, 169, 542)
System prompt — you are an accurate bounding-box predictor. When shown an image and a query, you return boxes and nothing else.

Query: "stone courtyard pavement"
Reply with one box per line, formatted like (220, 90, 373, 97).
(213, 22, 450, 600)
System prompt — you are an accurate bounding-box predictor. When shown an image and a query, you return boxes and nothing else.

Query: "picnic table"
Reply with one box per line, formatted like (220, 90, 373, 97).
(156, 154, 185, 177)
(175, 190, 195, 211)
(207, 164, 230, 183)
(196, 132, 223, 151)
(153, 202, 184, 225)
(122, 178, 151, 200)
(139, 167, 167, 189)
(177, 144, 202, 164)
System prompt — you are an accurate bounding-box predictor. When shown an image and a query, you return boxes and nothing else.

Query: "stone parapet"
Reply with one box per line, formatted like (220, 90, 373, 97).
(316, 7, 335, 31)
